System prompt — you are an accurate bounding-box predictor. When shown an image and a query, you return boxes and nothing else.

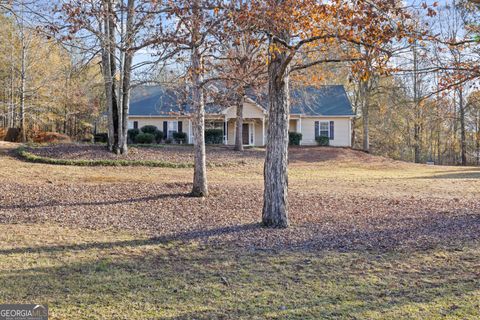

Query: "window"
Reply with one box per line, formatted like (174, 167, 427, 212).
(167, 121, 178, 139)
(133, 121, 138, 130)
(205, 121, 224, 130)
(319, 122, 329, 137)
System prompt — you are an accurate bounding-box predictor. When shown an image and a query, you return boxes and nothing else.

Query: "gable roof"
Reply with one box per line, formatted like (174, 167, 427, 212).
(246, 85, 354, 116)
(129, 85, 353, 117)
(291, 85, 354, 116)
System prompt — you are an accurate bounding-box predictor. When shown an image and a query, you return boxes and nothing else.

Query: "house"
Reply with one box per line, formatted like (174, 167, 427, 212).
(127, 85, 355, 147)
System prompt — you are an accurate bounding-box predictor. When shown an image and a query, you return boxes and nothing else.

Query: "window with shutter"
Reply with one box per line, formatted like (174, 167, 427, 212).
(319, 122, 329, 137)
(167, 121, 178, 139)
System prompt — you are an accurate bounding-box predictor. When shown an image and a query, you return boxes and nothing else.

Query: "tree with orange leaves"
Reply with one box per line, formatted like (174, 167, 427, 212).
(238, 0, 417, 228)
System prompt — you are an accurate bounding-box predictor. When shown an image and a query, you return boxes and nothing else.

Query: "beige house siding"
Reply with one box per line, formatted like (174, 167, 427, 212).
(300, 117, 351, 147)
(128, 104, 352, 148)
(224, 101, 265, 119)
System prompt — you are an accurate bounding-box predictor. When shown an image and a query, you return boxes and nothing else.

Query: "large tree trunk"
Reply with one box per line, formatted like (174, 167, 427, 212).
(102, 0, 120, 153)
(360, 80, 370, 152)
(234, 92, 244, 151)
(190, 1, 208, 197)
(108, 2, 120, 154)
(118, 0, 136, 155)
(101, 2, 115, 151)
(262, 38, 290, 228)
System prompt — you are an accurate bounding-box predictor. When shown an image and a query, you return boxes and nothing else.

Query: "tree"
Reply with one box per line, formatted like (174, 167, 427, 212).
(58, 0, 162, 154)
(0, 4, 102, 141)
(213, 6, 267, 151)
(240, 0, 416, 227)
(161, 0, 229, 197)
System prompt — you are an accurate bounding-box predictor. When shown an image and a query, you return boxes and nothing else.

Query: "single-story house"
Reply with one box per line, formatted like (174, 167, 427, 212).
(128, 85, 355, 147)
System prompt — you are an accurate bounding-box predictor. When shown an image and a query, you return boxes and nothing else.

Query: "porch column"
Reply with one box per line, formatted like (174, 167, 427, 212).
(224, 116, 227, 145)
(188, 119, 192, 144)
(297, 117, 302, 145)
(262, 117, 265, 146)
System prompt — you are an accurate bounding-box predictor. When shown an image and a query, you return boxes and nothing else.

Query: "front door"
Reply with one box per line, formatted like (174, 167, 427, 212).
(242, 123, 249, 145)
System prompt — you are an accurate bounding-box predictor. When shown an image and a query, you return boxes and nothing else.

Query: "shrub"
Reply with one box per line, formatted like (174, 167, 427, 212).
(127, 129, 140, 142)
(205, 129, 224, 144)
(140, 125, 158, 135)
(94, 133, 108, 143)
(316, 136, 329, 146)
(135, 133, 155, 144)
(165, 138, 173, 144)
(154, 130, 164, 143)
(173, 131, 188, 144)
(33, 132, 71, 144)
(288, 132, 302, 146)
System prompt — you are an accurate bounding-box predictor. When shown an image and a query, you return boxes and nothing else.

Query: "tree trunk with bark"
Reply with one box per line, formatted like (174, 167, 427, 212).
(262, 37, 290, 228)
(458, 87, 467, 166)
(101, 0, 121, 153)
(190, 0, 208, 197)
(412, 42, 421, 163)
(101, 1, 115, 151)
(19, 4, 27, 142)
(234, 92, 244, 151)
(118, 0, 136, 155)
(360, 80, 370, 152)
(108, 4, 120, 154)
(19, 40, 26, 142)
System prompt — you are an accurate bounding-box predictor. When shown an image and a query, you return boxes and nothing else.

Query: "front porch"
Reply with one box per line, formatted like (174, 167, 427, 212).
(204, 116, 302, 147)
(205, 117, 265, 147)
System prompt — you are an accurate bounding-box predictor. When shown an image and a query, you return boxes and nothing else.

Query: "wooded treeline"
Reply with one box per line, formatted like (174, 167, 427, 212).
(0, 9, 104, 142)
(1, 0, 479, 226)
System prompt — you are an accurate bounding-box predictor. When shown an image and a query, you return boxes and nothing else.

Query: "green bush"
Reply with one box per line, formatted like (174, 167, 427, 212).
(154, 130, 164, 143)
(94, 133, 108, 143)
(288, 132, 302, 146)
(316, 136, 329, 146)
(127, 129, 140, 142)
(165, 138, 173, 144)
(173, 132, 188, 144)
(135, 133, 155, 144)
(140, 125, 158, 135)
(205, 129, 224, 144)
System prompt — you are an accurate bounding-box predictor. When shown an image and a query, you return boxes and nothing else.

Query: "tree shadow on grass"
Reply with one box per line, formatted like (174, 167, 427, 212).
(411, 166, 480, 179)
(0, 192, 192, 210)
(0, 235, 478, 319)
(0, 223, 262, 255)
(1, 212, 478, 256)
(412, 171, 480, 179)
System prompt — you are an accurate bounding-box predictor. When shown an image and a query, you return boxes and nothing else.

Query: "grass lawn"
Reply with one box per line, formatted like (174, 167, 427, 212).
(0, 143, 479, 319)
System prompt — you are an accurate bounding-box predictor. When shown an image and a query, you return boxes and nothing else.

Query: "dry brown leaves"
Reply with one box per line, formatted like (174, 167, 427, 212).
(27, 144, 264, 167)
(0, 179, 478, 253)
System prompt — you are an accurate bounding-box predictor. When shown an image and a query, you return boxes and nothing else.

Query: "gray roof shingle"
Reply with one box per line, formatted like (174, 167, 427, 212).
(129, 85, 353, 117)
